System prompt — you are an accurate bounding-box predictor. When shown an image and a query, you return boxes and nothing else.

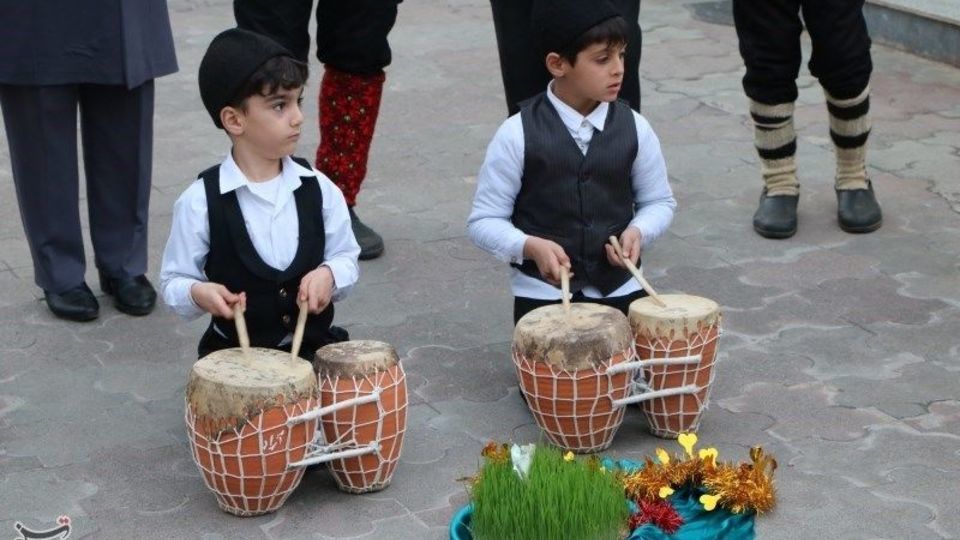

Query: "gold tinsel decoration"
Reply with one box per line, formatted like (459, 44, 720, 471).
(622, 440, 777, 515)
(701, 446, 777, 514)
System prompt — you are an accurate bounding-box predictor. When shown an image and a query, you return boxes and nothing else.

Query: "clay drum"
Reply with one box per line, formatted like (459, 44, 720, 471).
(185, 348, 318, 516)
(313, 340, 408, 493)
(512, 303, 635, 453)
(628, 294, 721, 438)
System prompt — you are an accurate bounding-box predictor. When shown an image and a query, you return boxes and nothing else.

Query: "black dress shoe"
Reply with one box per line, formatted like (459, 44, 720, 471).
(349, 207, 384, 260)
(753, 188, 799, 239)
(837, 180, 882, 233)
(99, 272, 157, 316)
(44, 283, 99, 322)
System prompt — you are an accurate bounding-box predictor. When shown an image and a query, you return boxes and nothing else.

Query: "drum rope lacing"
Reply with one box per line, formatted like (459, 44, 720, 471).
(185, 396, 318, 515)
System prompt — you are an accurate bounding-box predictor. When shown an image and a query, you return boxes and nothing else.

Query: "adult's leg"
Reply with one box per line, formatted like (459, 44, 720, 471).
(234, 0, 313, 62)
(611, 0, 642, 112)
(802, 0, 880, 232)
(490, 0, 641, 116)
(314, 0, 400, 259)
(79, 82, 154, 281)
(0, 84, 86, 293)
(732, 0, 804, 238)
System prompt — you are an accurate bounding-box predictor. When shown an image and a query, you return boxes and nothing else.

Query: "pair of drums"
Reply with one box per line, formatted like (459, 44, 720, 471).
(185, 341, 408, 516)
(512, 294, 720, 452)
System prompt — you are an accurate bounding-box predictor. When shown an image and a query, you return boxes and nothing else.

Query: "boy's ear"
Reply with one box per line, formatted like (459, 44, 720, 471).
(545, 52, 567, 78)
(220, 106, 244, 136)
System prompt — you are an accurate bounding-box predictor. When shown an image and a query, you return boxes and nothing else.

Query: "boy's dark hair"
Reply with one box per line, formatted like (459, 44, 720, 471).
(557, 16, 629, 65)
(225, 55, 309, 112)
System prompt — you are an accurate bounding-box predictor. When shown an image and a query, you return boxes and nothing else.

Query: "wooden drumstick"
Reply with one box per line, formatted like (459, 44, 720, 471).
(233, 303, 251, 356)
(608, 235, 666, 307)
(290, 301, 309, 360)
(560, 266, 572, 314)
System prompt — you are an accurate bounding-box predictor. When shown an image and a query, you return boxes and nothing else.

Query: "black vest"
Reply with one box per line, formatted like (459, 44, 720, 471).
(197, 157, 335, 358)
(512, 94, 637, 295)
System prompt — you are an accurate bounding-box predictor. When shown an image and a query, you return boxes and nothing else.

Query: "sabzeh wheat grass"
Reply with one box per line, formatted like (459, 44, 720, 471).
(470, 446, 628, 540)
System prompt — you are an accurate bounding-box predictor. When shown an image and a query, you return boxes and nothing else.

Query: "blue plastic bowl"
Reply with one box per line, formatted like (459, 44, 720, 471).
(448, 504, 472, 540)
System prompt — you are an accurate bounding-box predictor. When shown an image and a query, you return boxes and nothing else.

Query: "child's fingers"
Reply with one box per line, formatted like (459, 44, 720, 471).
(212, 295, 234, 319)
(605, 244, 624, 267)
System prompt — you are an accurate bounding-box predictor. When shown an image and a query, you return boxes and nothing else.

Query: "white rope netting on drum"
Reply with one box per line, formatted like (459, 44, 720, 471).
(185, 397, 317, 516)
(301, 363, 407, 493)
(633, 324, 720, 438)
(512, 348, 635, 453)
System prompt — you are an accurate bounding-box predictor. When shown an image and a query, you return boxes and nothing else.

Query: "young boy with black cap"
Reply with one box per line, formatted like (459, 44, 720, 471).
(159, 28, 359, 359)
(468, 0, 676, 324)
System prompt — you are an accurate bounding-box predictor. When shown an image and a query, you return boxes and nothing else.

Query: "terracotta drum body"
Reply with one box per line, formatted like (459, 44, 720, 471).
(512, 303, 635, 453)
(185, 348, 318, 516)
(629, 294, 721, 438)
(313, 340, 408, 493)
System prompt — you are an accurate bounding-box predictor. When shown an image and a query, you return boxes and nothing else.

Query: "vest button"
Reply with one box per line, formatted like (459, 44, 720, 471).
(279, 288, 287, 298)
(282, 314, 291, 325)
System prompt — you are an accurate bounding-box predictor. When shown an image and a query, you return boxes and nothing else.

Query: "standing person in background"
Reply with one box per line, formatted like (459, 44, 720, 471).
(0, 1, 178, 321)
(734, 0, 882, 238)
(489, 0, 642, 115)
(234, 0, 403, 260)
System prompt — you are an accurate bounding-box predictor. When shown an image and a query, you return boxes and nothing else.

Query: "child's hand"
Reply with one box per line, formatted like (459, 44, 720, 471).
(299, 266, 335, 314)
(606, 226, 643, 268)
(523, 236, 572, 286)
(190, 282, 246, 318)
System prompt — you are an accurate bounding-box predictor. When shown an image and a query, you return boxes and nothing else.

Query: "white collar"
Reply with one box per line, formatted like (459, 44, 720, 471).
(546, 82, 609, 133)
(218, 153, 315, 195)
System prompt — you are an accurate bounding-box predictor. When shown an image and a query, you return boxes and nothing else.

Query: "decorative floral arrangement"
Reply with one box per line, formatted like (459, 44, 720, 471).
(459, 434, 776, 539)
(620, 433, 777, 517)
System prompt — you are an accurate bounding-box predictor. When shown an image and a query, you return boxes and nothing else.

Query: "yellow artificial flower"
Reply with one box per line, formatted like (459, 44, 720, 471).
(563, 451, 575, 462)
(700, 494, 720, 511)
(698, 447, 719, 466)
(656, 447, 670, 465)
(678, 433, 698, 458)
(658, 486, 675, 499)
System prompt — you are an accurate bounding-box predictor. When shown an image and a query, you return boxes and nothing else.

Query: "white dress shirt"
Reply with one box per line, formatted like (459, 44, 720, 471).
(160, 154, 360, 320)
(467, 83, 677, 300)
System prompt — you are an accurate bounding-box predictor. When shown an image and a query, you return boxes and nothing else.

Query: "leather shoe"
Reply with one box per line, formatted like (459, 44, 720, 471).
(44, 283, 99, 322)
(837, 180, 882, 233)
(753, 189, 798, 239)
(99, 272, 157, 316)
(349, 207, 384, 260)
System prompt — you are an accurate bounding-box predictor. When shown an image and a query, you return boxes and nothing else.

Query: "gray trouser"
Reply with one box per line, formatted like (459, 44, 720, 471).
(0, 82, 154, 293)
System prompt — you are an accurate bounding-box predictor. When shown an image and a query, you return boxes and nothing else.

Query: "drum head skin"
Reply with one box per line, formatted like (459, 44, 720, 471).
(314, 340, 400, 378)
(629, 294, 721, 340)
(187, 348, 317, 433)
(513, 303, 632, 370)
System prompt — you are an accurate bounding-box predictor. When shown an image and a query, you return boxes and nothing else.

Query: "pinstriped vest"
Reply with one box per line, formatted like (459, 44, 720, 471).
(511, 94, 637, 296)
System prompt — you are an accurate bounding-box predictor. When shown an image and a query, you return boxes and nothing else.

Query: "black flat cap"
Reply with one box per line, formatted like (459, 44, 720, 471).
(198, 28, 293, 128)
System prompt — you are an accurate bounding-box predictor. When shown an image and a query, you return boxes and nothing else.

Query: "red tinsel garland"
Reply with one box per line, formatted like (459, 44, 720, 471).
(629, 499, 685, 534)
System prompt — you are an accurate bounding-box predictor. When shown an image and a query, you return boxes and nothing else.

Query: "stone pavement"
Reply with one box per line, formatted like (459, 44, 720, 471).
(1, 0, 958, 538)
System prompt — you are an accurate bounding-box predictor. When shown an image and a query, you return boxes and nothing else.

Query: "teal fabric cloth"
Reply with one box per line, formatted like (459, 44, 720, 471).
(604, 459, 756, 540)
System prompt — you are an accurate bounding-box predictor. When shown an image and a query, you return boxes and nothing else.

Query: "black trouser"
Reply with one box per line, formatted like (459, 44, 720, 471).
(513, 289, 647, 325)
(0, 82, 154, 293)
(197, 323, 349, 361)
(489, 0, 642, 115)
(234, 0, 401, 74)
(733, 0, 872, 104)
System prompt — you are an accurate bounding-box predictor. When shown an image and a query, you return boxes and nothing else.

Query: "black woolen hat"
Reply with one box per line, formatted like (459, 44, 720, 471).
(530, 0, 621, 57)
(198, 28, 294, 129)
